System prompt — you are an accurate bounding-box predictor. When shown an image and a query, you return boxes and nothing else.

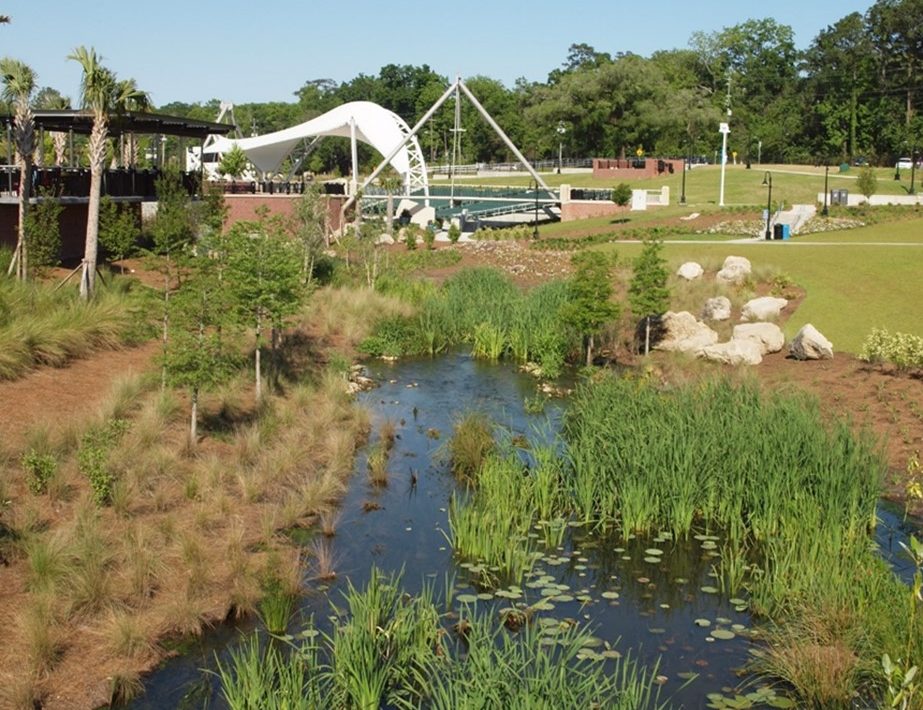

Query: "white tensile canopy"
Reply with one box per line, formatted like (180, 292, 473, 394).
(207, 101, 428, 195)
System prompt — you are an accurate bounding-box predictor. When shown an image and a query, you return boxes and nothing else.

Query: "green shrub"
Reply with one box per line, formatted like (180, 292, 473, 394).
(447, 223, 461, 244)
(21, 450, 58, 495)
(358, 316, 420, 358)
(78, 419, 129, 505)
(860, 328, 923, 371)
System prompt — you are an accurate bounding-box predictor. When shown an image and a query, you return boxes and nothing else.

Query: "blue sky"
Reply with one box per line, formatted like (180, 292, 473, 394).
(3, 0, 873, 108)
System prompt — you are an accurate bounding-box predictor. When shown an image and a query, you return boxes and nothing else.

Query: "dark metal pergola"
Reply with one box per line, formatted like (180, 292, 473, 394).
(5, 109, 235, 139)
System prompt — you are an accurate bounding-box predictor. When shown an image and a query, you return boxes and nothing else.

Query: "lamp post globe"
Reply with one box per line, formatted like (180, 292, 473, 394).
(556, 122, 566, 174)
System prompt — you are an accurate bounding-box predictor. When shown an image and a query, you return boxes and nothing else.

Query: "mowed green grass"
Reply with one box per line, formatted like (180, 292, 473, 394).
(603, 223, 923, 353)
(438, 164, 913, 205)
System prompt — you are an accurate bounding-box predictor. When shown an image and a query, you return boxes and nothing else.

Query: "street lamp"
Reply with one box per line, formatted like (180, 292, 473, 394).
(762, 171, 773, 240)
(822, 164, 830, 217)
(910, 148, 917, 195)
(680, 155, 687, 205)
(556, 122, 566, 174)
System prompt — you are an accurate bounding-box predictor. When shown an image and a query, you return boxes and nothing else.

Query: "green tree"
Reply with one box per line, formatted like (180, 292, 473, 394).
(218, 143, 249, 180)
(68, 46, 116, 299)
(163, 255, 236, 447)
(23, 188, 62, 271)
(98, 196, 138, 267)
(225, 216, 303, 401)
(857, 165, 878, 200)
(293, 184, 327, 286)
(628, 239, 670, 355)
(1, 57, 36, 280)
(563, 251, 620, 366)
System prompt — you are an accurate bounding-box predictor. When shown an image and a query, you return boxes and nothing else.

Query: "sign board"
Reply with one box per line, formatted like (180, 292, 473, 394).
(719, 122, 730, 135)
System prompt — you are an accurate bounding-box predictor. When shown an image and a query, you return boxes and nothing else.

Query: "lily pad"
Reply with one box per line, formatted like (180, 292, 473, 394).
(644, 556, 662, 564)
(644, 548, 664, 556)
(601, 591, 620, 600)
(700, 585, 719, 594)
(694, 618, 712, 627)
(456, 594, 479, 604)
(711, 628, 736, 640)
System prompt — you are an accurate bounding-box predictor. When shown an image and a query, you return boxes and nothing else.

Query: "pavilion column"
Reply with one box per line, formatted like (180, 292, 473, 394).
(349, 117, 358, 198)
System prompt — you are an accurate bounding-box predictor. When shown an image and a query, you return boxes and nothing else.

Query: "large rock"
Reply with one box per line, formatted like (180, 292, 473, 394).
(732, 322, 784, 354)
(790, 324, 834, 360)
(656, 311, 719, 353)
(741, 296, 788, 322)
(702, 296, 732, 321)
(677, 262, 704, 280)
(716, 256, 752, 284)
(698, 339, 764, 366)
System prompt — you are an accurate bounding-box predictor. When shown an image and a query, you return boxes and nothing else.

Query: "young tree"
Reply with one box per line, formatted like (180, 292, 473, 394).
(225, 217, 303, 401)
(149, 170, 197, 388)
(217, 144, 249, 180)
(293, 183, 328, 286)
(162, 255, 235, 448)
(98, 196, 139, 269)
(1, 57, 36, 280)
(69, 46, 116, 300)
(628, 238, 670, 355)
(563, 251, 620, 366)
(857, 165, 878, 201)
(23, 188, 63, 272)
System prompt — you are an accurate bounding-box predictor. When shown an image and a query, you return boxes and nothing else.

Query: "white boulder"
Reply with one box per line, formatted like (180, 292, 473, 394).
(375, 233, 395, 246)
(732, 322, 785, 354)
(716, 256, 752, 285)
(790, 324, 834, 360)
(677, 262, 704, 280)
(702, 296, 732, 321)
(741, 296, 788, 322)
(698, 339, 764, 366)
(656, 311, 719, 353)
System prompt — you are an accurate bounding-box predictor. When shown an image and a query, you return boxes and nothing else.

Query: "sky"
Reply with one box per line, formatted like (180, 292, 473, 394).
(2, 0, 874, 110)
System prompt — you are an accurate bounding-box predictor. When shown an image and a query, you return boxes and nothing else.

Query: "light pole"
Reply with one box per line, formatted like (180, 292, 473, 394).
(762, 171, 773, 240)
(822, 164, 830, 217)
(680, 155, 687, 205)
(556, 122, 566, 174)
(910, 148, 917, 195)
(719, 122, 730, 207)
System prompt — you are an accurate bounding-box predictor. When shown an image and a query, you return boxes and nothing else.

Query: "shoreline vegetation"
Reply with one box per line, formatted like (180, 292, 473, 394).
(1, 244, 922, 706)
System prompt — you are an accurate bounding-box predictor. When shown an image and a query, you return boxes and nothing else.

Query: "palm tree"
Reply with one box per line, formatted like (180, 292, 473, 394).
(112, 77, 151, 167)
(68, 46, 115, 299)
(41, 93, 72, 166)
(1, 57, 37, 280)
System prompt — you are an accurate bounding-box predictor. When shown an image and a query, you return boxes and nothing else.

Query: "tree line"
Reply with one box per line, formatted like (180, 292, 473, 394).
(150, 2, 923, 171)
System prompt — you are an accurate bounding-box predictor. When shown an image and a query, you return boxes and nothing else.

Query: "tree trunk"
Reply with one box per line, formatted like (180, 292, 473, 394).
(644, 316, 651, 356)
(386, 193, 394, 236)
(161, 271, 170, 392)
(14, 156, 31, 281)
(80, 114, 107, 300)
(585, 333, 594, 367)
(189, 387, 198, 448)
(254, 312, 262, 401)
(8, 99, 35, 281)
(52, 132, 67, 166)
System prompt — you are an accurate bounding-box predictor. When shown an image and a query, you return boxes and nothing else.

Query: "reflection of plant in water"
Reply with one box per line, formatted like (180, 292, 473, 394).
(906, 452, 922, 503)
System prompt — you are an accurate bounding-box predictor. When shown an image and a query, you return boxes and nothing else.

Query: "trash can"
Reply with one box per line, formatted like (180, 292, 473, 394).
(773, 224, 783, 240)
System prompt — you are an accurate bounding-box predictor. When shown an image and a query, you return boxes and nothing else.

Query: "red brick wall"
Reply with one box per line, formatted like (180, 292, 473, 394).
(223, 194, 348, 233)
(561, 201, 630, 222)
(592, 158, 683, 180)
(0, 201, 140, 262)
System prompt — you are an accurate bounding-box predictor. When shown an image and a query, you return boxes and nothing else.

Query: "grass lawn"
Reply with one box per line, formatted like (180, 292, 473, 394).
(601, 225, 922, 353)
(437, 164, 913, 206)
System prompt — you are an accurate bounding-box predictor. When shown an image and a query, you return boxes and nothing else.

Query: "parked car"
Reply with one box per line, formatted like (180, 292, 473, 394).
(896, 157, 914, 170)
